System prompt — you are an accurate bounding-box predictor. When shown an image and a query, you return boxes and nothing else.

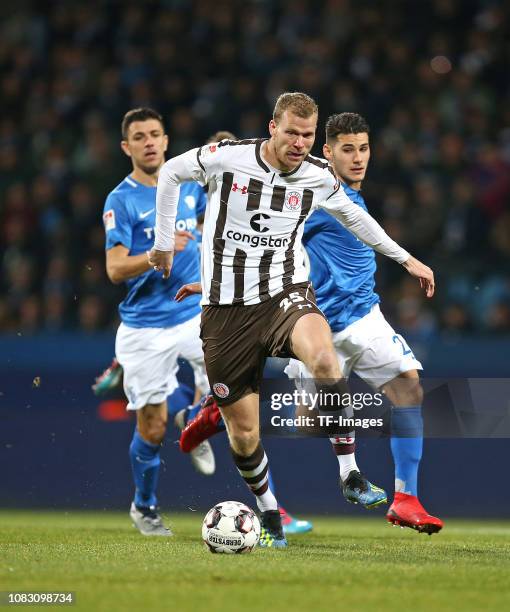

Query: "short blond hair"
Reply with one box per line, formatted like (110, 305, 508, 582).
(206, 130, 237, 143)
(273, 92, 318, 123)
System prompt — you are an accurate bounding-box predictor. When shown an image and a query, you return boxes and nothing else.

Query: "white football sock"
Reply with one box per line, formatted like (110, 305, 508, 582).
(338, 453, 359, 482)
(255, 488, 278, 512)
(329, 436, 359, 482)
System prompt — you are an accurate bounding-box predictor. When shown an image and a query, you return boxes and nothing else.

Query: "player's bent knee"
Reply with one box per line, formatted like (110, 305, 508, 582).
(409, 381, 424, 406)
(138, 412, 167, 445)
(228, 430, 259, 457)
(386, 373, 424, 407)
(139, 424, 166, 445)
(306, 348, 339, 379)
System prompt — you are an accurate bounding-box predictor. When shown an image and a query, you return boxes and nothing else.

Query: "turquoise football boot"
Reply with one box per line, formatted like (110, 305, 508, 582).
(341, 470, 387, 509)
(92, 358, 123, 396)
(280, 507, 313, 534)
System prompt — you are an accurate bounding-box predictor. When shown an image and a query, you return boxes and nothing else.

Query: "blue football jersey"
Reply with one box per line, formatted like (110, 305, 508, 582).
(304, 183, 380, 332)
(103, 176, 204, 328)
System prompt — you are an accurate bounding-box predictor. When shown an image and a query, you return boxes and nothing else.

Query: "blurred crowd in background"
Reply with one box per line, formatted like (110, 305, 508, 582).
(1, 0, 509, 336)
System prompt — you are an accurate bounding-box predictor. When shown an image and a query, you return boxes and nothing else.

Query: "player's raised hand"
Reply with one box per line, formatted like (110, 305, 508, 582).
(148, 248, 174, 279)
(174, 230, 195, 252)
(402, 255, 435, 298)
(175, 282, 202, 302)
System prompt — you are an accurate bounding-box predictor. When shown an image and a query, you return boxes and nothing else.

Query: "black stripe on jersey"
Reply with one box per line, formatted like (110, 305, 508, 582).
(279, 163, 302, 178)
(326, 181, 341, 200)
(303, 154, 329, 169)
(258, 249, 274, 301)
(282, 189, 314, 287)
(216, 137, 270, 173)
(270, 185, 286, 211)
(232, 248, 247, 305)
(255, 140, 270, 172)
(247, 178, 263, 211)
(196, 147, 205, 173)
(209, 171, 234, 305)
(304, 154, 339, 199)
(326, 167, 341, 200)
(218, 138, 264, 147)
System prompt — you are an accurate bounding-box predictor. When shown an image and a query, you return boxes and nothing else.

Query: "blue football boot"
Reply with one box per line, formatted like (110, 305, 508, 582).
(259, 510, 288, 548)
(280, 507, 313, 534)
(341, 470, 387, 509)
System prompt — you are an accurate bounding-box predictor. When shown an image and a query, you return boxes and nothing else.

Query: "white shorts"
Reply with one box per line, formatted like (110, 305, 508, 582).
(115, 313, 208, 411)
(286, 304, 422, 390)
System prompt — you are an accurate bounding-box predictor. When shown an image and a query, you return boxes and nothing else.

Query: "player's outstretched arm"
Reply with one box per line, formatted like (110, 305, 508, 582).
(321, 188, 435, 297)
(320, 183, 435, 297)
(151, 148, 210, 278)
(402, 255, 435, 298)
(175, 282, 202, 302)
(106, 231, 193, 283)
(320, 186, 409, 263)
(106, 245, 152, 284)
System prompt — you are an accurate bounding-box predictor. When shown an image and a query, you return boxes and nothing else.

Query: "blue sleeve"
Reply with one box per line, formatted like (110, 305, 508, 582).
(103, 193, 134, 251)
(195, 185, 207, 219)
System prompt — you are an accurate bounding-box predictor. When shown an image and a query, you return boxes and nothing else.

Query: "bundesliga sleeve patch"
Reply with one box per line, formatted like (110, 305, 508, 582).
(103, 209, 116, 231)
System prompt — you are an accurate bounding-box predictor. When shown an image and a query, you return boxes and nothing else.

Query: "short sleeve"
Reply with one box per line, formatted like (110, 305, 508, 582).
(103, 192, 134, 251)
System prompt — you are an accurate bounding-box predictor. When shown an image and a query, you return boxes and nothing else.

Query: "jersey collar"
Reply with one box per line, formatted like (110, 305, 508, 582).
(256, 139, 304, 178)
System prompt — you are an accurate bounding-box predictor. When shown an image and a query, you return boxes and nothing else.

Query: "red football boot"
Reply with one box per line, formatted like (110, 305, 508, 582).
(386, 492, 444, 535)
(179, 396, 223, 453)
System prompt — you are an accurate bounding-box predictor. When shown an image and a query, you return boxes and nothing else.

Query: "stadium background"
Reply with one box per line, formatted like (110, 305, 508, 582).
(1, 0, 509, 517)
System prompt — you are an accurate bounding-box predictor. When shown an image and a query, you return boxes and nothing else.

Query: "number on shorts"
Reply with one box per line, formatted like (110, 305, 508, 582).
(393, 334, 415, 358)
(280, 291, 305, 312)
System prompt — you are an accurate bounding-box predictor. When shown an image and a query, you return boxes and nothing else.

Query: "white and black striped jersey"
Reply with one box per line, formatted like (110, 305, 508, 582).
(155, 138, 409, 306)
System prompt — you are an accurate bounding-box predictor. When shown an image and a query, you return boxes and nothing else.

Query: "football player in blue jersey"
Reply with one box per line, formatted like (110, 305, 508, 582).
(286, 112, 443, 534)
(101, 107, 214, 536)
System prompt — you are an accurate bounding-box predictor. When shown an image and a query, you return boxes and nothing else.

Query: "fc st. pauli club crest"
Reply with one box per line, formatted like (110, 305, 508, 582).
(285, 191, 301, 211)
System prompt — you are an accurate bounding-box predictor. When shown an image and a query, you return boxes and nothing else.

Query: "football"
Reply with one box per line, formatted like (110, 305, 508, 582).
(202, 500, 261, 554)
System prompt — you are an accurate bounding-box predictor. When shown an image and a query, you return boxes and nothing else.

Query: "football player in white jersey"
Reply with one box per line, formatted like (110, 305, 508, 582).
(96, 123, 314, 535)
(150, 92, 434, 547)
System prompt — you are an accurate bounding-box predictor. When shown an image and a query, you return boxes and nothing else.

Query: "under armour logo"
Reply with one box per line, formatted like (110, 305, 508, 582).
(232, 183, 248, 194)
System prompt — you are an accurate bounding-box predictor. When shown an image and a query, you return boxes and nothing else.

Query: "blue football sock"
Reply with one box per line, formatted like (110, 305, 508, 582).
(390, 406, 423, 497)
(267, 470, 276, 496)
(129, 429, 161, 509)
(167, 383, 195, 421)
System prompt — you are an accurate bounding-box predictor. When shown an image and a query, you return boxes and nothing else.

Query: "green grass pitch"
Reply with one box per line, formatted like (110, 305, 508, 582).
(1, 511, 510, 612)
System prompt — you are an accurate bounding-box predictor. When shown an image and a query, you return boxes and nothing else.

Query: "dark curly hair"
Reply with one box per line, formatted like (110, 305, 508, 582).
(325, 113, 370, 143)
